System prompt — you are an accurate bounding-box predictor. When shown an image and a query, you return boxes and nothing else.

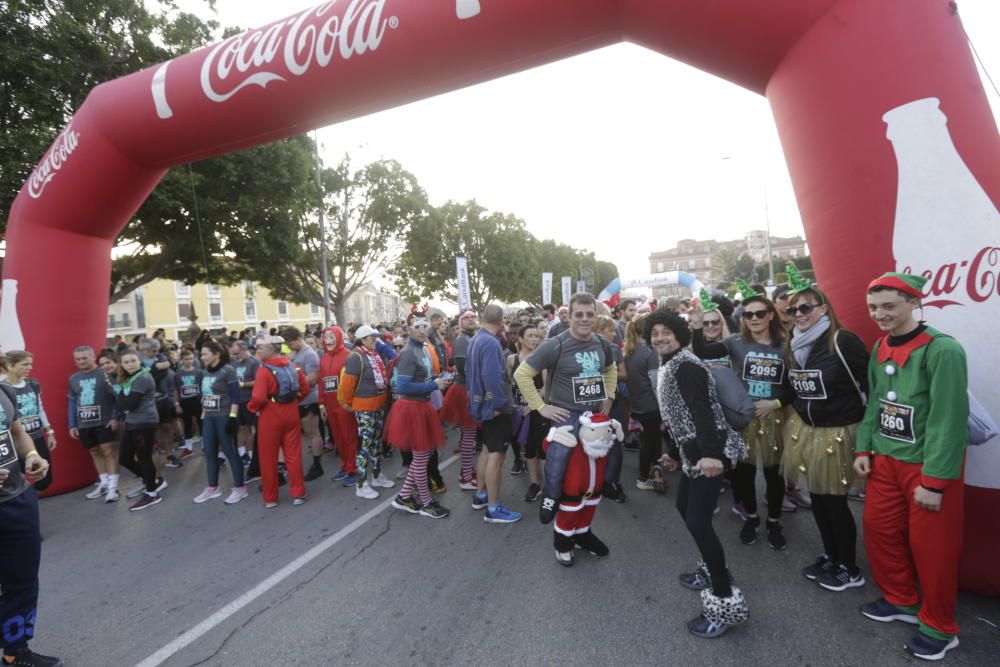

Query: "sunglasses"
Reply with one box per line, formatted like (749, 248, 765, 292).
(742, 310, 770, 320)
(784, 303, 819, 316)
(703, 319, 722, 327)
(572, 311, 595, 319)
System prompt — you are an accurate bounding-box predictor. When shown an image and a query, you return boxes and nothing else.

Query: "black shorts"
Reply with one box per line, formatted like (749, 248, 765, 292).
(299, 403, 320, 419)
(524, 411, 550, 460)
(156, 397, 176, 424)
(482, 413, 513, 454)
(79, 425, 116, 449)
(237, 402, 257, 427)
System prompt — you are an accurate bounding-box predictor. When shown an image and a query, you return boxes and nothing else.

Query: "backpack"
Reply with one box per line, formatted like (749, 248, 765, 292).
(268, 365, 300, 403)
(709, 365, 756, 431)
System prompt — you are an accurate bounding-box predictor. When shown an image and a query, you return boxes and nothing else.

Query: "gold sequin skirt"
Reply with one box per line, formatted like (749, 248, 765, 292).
(741, 411, 784, 468)
(781, 412, 858, 496)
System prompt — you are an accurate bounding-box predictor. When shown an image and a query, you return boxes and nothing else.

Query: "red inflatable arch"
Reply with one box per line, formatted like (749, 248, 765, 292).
(2, 0, 998, 594)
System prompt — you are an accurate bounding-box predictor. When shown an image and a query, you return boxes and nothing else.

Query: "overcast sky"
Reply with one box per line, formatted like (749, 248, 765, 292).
(178, 0, 999, 287)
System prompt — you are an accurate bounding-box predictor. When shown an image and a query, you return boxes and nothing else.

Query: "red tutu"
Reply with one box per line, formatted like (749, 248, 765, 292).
(439, 383, 479, 429)
(384, 399, 446, 452)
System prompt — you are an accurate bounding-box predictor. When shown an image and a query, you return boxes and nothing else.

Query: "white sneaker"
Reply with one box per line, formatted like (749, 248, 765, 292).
(371, 474, 395, 489)
(85, 484, 107, 500)
(193, 486, 222, 504)
(105, 488, 120, 503)
(125, 480, 146, 499)
(224, 486, 248, 505)
(356, 483, 380, 499)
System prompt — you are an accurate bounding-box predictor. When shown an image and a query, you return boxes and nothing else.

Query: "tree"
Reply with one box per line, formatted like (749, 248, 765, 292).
(254, 155, 428, 326)
(395, 200, 536, 308)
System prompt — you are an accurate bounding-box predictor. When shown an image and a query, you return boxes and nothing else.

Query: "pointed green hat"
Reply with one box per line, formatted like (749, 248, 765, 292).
(735, 279, 762, 301)
(786, 263, 825, 302)
(698, 289, 720, 312)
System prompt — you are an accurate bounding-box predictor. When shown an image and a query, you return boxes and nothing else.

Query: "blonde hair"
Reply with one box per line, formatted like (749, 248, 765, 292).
(624, 315, 646, 358)
(594, 316, 616, 334)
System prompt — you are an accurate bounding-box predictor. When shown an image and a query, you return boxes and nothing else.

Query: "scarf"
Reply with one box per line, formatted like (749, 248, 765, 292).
(791, 315, 830, 368)
(363, 348, 387, 391)
(121, 367, 150, 395)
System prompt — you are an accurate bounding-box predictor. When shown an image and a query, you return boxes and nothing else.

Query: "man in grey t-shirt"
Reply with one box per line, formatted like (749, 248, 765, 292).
(229, 340, 260, 462)
(286, 327, 324, 481)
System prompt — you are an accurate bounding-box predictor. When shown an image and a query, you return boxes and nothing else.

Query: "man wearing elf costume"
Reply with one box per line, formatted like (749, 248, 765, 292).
(854, 272, 968, 662)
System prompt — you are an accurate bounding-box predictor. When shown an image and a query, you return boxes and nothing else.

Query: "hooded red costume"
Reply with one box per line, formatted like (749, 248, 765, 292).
(319, 326, 359, 476)
(248, 356, 310, 504)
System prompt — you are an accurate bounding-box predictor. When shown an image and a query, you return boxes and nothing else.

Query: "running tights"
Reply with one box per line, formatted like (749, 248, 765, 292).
(458, 427, 477, 480)
(732, 463, 784, 521)
(355, 411, 384, 484)
(810, 493, 858, 571)
(677, 474, 731, 598)
(634, 411, 663, 479)
(119, 427, 158, 493)
(400, 450, 432, 506)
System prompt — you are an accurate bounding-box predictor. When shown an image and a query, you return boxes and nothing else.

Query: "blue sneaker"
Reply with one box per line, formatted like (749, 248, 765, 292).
(471, 491, 488, 510)
(331, 470, 348, 482)
(905, 631, 959, 661)
(341, 474, 357, 487)
(484, 503, 522, 524)
(860, 598, 919, 625)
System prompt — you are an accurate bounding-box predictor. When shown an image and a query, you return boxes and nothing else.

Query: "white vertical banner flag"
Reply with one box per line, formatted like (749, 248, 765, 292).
(455, 256, 472, 311)
(577, 279, 586, 293)
(542, 273, 553, 305)
(561, 276, 572, 306)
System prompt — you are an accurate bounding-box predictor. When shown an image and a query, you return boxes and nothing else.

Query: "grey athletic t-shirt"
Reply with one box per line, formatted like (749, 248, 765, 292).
(68, 367, 116, 429)
(624, 341, 660, 414)
(231, 356, 261, 403)
(0, 387, 28, 503)
(115, 373, 160, 428)
(525, 331, 613, 412)
(293, 346, 320, 406)
(201, 365, 237, 417)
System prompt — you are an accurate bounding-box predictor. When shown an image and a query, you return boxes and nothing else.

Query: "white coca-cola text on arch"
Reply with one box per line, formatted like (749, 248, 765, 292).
(199, 0, 394, 104)
(904, 246, 1000, 308)
(27, 123, 80, 199)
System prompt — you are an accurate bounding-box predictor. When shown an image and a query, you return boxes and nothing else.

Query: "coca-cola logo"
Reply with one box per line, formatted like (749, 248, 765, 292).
(199, 0, 395, 104)
(904, 246, 1000, 308)
(27, 124, 80, 199)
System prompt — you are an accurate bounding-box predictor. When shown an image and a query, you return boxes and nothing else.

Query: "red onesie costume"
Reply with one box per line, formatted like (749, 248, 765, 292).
(318, 326, 358, 477)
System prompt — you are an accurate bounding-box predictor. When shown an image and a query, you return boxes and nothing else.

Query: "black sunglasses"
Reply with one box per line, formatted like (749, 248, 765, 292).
(742, 309, 770, 320)
(784, 303, 818, 316)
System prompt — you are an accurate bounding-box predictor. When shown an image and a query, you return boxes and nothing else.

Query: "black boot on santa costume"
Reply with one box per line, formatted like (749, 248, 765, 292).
(539, 411, 621, 566)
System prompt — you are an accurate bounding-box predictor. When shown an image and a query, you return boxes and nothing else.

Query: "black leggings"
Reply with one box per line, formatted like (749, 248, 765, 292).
(677, 474, 731, 598)
(29, 434, 53, 493)
(179, 397, 202, 439)
(119, 426, 158, 493)
(810, 493, 857, 570)
(634, 411, 663, 479)
(732, 463, 784, 521)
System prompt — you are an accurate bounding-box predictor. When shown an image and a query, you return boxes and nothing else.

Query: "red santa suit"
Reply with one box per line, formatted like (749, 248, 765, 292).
(318, 326, 358, 475)
(248, 356, 310, 504)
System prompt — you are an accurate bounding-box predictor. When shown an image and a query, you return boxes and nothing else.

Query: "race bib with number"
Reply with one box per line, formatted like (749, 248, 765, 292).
(77, 405, 102, 424)
(572, 376, 607, 405)
(323, 376, 339, 393)
(180, 385, 199, 398)
(202, 394, 221, 411)
(0, 430, 16, 468)
(789, 369, 827, 400)
(20, 415, 42, 435)
(878, 400, 916, 443)
(743, 356, 784, 384)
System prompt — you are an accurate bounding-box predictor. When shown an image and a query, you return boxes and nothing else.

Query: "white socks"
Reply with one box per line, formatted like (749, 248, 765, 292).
(99, 473, 109, 487)
(108, 474, 119, 491)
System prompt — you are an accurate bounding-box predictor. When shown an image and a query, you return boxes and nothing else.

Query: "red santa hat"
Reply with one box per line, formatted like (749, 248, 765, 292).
(579, 411, 612, 431)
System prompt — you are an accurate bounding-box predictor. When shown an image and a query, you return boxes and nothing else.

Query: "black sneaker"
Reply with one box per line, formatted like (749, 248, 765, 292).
(128, 494, 163, 512)
(687, 613, 733, 639)
(739, 518, 759, 545)
(802, 555, 834, 581)
(679, 570, 711, 591)
(905, 631, 959, 661)
(304, 461, 324, 482)
(391, 495, 421, 514)
(860, 597, 919, 625)
(573, 531, 609, 557)
(2, 646, 64, 667)
(511, 459, 526, 475)
(603, 482, 627, 503)
(524, 482, 541, 502)
(816, 564, 865, 592)
(766, 521, 786, 550)
(418, 501, 450, 519)
(278, 473, 287, 487)
(165, 455, 183, 468)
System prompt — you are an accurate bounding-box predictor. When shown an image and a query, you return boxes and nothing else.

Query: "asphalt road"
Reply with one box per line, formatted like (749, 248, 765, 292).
(30, 430, 1000, 666)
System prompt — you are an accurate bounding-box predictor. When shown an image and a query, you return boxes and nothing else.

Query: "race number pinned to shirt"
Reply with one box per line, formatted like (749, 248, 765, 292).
(323, 376, 339, 393)
(20, 415, 42, 435)
(0, 430, 16, 468)
(78, 405, 101, 423)
(180, 385, 199, 399)
(202, 394, 220, 411)
(572, 375, 607, 405)
(743, 356, 785, 384)
(878, 400, 916, 443)
(789, 369, 827, 400)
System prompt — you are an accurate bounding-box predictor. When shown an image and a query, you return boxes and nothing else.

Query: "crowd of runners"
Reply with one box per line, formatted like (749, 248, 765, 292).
(0, 265, 973, 665)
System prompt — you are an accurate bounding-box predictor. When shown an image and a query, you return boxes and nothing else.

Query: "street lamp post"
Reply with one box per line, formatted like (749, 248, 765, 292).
(314, 130, 332, 325)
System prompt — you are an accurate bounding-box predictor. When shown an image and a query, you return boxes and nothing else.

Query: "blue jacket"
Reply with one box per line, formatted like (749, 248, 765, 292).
(465, 328, 512, 422)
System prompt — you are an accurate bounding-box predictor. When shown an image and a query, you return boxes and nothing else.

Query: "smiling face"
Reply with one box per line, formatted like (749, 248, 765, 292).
(649, 323, 680, 356)
(568, 302, 595, 339)
(867, 289, 918, 335)
(99, 356, 118, 376)
(702, 311, 725, 342)
(788, 293, 828, 333)
(741, 300, 773, 336)
(74, 349, 96, 371)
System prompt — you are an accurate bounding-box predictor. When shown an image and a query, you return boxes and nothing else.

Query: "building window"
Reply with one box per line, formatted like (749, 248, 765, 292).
(108, 314, 116, 329)
(244, 300, 257, 321)
(656, 261, 664, 273)
(688, 260, 696, 270)
(122, 313, 131, 328)
(177, 301, 193, 323)
(209, 300, 223, 323)
(310, 303, 321, 318)
(241, 280, 256, 298)
(790, 248, 799, 258)
(277, 301, 289, 320)
(206, 284, 221, 297)
(174, 281, 190, 298)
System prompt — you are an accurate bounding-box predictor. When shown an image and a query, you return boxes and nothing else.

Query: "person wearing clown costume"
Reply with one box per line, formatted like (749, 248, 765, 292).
(538, 411, 621, 567)
(854, 272, 969, 662)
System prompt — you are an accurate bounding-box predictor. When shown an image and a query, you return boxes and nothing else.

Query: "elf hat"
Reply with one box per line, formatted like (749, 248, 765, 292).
(867, 272, 927, 299)
(786, 263, 826, 303)
(698, 289, 720, 312)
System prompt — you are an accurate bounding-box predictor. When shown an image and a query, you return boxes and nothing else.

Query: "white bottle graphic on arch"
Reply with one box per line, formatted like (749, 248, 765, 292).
(0, 278, 26, 353)
(883, 97, 1000, 487)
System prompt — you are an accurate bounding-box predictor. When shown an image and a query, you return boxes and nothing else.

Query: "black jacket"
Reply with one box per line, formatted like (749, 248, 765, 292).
(788, 329, 869, 427)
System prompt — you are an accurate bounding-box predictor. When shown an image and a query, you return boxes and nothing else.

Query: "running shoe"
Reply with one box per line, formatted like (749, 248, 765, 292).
(193, 486, 222, 504)
(331, 470, 348, 482)
(782, 497, 798, 512)
(323, 441, 336, 451)
(860, 598, 919, 625)
(786, 487, 812, 508)
(484, 503, 521, 524)
(224, 487, 248, 505)
(155, 477, 168, 493)
(85, 484, 107, 500)
(165, 455, 183, 468)
(356, 483, 379, 500)
(603, 482, 627, 503)
(177, 448, 195, 460)
(678, 570, 711, 591)
(371, 474, 395, 488)
(471, 491, 488, 510)
(264, 501, 279, 509)
(244, 474, 261, 485)
(816, 565, 865, 592)
(730, 501, 750, 521)
(802, 555, 835, 581)
(419, 501, 451, 519)
(510, 459, 526, 475)
(104, 489, 120, 503)
(391, 495, 421, 514)
(524, 483, 541, 502)
(292, 497, 306, 506)
(458, 477, 478, 491)
(635, 478, 656, 491)
(905, 632, 959, 661)
(125, 480, 146, 499)
(766, 521, 786, 550)
(555, 549, 574, 567)
(304, 461, 324, 482)
(1, 646, 64, 667)
(128, 494, 162, 512)
(739, 518, 759, 545)
(687, 614, 734, 639)
(240, 453, 251, 468)
(341, 474, 358, 487)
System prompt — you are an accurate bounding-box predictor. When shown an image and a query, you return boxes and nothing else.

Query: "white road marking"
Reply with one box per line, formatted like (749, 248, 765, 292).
(135, 455, 458, 667)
